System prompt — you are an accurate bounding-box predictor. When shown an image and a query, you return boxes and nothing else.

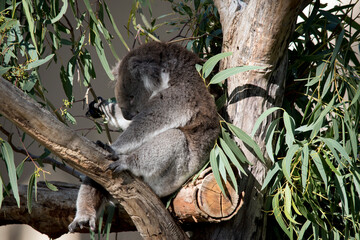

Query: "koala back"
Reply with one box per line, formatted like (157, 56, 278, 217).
(111, 42, 219, 196)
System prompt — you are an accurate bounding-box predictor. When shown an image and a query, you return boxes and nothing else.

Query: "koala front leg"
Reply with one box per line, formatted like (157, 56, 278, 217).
(68, 177, 107, 232)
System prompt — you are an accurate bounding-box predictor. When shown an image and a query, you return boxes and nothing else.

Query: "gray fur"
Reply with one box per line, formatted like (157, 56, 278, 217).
(69, 42, 219, 232)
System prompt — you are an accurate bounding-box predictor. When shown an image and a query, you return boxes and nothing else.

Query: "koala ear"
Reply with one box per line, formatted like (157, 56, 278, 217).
(112, 61, 121, 80)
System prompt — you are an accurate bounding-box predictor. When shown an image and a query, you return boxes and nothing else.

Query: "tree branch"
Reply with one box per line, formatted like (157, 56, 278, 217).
(0, 78, 188, 240)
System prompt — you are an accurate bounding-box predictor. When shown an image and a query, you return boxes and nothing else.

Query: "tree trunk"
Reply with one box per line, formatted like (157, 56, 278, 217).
(191, 1, 311, 239)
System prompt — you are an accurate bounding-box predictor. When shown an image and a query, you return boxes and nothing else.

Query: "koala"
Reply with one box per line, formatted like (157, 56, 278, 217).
(68, 42, 219, 232)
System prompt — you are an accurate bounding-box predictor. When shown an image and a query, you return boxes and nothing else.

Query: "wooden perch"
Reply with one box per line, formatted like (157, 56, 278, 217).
(0, 170, 243, 238)
(172, 168, 244, 223)
(0, 182, 136, 239)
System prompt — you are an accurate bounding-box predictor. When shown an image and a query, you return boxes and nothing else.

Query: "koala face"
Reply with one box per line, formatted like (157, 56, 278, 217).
(116, 72, 151, 120)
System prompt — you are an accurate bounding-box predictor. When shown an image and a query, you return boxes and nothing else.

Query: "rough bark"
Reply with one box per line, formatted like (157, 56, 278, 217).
(0, 78, 188, 240)
(190, 1, 311, 239)
(0, 171, 242, 238)
(0, 182, 136, 239)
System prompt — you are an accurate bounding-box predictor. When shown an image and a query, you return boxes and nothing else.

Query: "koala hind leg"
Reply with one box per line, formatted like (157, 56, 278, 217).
(68, 177, 108, 232)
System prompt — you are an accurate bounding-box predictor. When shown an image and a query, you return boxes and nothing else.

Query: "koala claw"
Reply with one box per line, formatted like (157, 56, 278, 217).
(108, 161, 126, 174)
(68, 214, 96, 233)
(96, 141, 119, 160)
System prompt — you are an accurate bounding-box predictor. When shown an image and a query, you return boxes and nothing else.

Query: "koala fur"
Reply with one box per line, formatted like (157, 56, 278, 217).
(68, 42, 219, 232)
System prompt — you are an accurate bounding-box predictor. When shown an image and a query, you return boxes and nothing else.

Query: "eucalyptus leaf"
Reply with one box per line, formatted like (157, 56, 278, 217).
(1, 140, 20, 207)
(202, 52, 232, 78)
(209, 66, 265, 85)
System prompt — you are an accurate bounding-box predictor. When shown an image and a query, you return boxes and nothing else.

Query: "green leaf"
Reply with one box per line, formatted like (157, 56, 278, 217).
(273, 192, 291, 238)
(330, 28, 344, 65)
(209, 147, 226, 196)
(104, 1, 130, 51)
(65, 112, 76, 124)
(284, 183, 299, 224)
(0, 66, 12, 75)
(261, 161, 281, 191)
(283, 111, 295, 147)
(310, 98, 334, 139)
(221, 128, 251, 165)
(265, 118, 280, 163)
(21, 0, 38, 54)
(45, 180, 58, 191)
(321, 149, 341, 176)
(27, 172, 37, 213)
(92, 26, 114, 80)
(202, 52, 232, 78)
(334, 175, 349, 215)
(282, 144, 299, 185)
(227, 123, 265, 163)
(217, 142, 238, 192)
(1, 140, 20, 207)
(209, 66, 265, 85)
(345, 120, 358, 160)
(251, 107, 282, 137)
(195, 64, 202, 73)
(301, 144, 309, 191)
(320, 137, 351, 165)
(104, 205, 115, 240)
(27, 54, 54, 70)
(50, 0, 68, 24)
(220, 135, 246, 174)
(60, 65, 73, 102)
(298, 220, 311, 239)
(310, 150, 328, 189)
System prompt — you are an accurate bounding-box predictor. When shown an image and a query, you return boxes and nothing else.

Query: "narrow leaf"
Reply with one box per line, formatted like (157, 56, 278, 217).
(283, 112, 295, 147)
(27, 54, 54, 70)
(301, 144, 309, 191)
(218, 142, 238, 192)
(209, 148, 226, 195)
(202, 52, 232, 78)
(273, 192, 291, 238)
(45, 180, 58, 191)
(50, 0, 68, 24)
(251, 107, 282, 137)
(209, 66, 265, 84)
(1, 140, 20, 207)
(261, 161, 281, 191)
(219, 137, 246, 175)
(282, 144, 299, 185)
(310, 150, 328, 189)
(227, 123, 265, 163)
(27, 173, 36, 213)
(222, 128, 251, 165)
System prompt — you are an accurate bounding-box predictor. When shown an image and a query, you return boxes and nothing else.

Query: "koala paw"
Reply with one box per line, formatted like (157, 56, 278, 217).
(96, 141, 119, 160)
(108, 160, 127, 174)
(68, 213, 96, 233)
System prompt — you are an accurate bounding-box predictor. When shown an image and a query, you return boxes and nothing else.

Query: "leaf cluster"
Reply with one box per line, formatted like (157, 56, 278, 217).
(260, 1, 360, 239)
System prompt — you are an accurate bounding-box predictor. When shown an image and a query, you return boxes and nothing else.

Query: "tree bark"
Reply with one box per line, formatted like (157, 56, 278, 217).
(190, 1, 311, 239)
(0, 78, 188, 240)
(0, 171, 243, 238)
(0, 182, 136, 239)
